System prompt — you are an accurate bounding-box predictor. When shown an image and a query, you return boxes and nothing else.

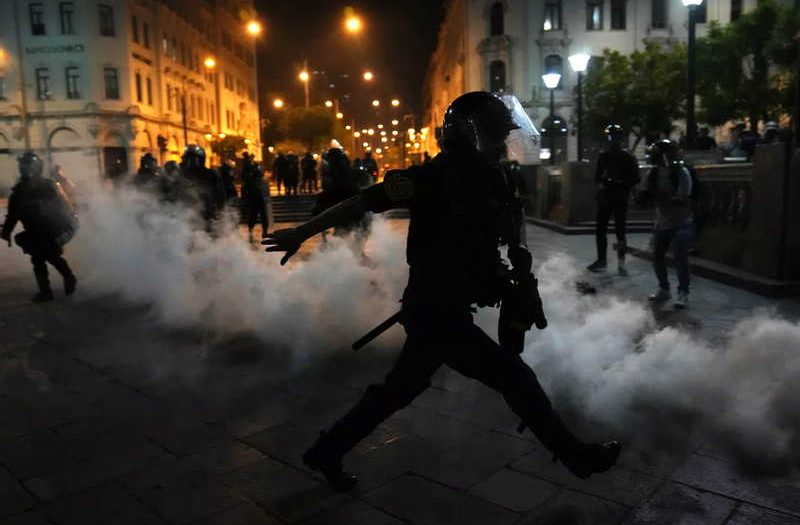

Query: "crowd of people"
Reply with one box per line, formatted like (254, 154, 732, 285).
(271, 149, 379, 196)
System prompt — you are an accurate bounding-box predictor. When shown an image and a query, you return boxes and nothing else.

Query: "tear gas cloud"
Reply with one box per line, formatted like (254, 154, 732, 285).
(36, 186, 800, 472)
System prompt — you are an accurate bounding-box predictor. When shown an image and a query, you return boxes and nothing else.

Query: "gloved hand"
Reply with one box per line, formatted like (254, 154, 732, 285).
(520, 275, 548, 330)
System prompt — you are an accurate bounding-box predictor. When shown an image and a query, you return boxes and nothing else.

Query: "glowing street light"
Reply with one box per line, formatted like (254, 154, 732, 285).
(367, 129, 375, 135)
(391, 119, 399, 126)
(372, 99, 381, 107)
(298, 66, 310, 108)
(324, 100, 333, 108)
(299, 70, 310, 82)
(363, 141, 370, 148)
(354, 131, 361, 137)
(391, 98, 400, 107)
(345, 125, 352, 130)
(344, 9, 362, 34)
(246, 20, 263, 37)
(363, 71, 374, 82)
(542, 72, 562, 165)
(377, 124, 384, 129)
(336, 112, 344, 119)
(203, 56, 216, 69)
(273, 98, 285, 109)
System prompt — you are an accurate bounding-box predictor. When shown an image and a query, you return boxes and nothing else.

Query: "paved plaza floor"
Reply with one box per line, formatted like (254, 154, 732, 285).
(1, 217, 800, 525)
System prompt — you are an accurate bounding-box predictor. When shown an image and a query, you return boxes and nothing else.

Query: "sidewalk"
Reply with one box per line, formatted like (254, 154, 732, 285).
(0, 221, 799, 525)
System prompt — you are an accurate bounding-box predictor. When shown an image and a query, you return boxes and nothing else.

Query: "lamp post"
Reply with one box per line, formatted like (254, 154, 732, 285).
(542, 72, 562, 165)
(683, 0, 702, 150)
(568, 52, 590, 162)
(299, 62, 310, 108)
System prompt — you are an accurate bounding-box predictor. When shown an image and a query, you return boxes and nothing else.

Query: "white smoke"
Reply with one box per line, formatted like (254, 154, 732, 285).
(6, 184, 800, 473)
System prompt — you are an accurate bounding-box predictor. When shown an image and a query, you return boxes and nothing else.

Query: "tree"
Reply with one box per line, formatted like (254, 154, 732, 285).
(210, 135, 247, 161)
(696, 0, 800, 128)
(583, 43, 686, 149)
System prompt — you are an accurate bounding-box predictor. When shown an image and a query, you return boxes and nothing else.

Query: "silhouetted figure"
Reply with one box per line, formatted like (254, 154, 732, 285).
(218, 160, 239, 207)
(587, 124, 641, 276)
(284, 154, 300, 196)
(179, 145, 224, 232)
(241, 160, 270, 241)
(159, 160, 180, 203)
(695, 128, 717, 150)
(301, 152, 318, 193)
(133, 153, 161, 192)
(272, 153, 287, 196)
(642, 140, 695, 309)
(361, 150, 378, 182)
(2, 152, 78, 302)
(423, 151, 432, 164)
(263, 91, 621, 491)
(312, 148, 366, 236)
(759, 121, 779, 144)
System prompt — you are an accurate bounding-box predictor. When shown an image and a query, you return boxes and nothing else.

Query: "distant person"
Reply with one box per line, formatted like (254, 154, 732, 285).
(241, 160, 270, 241)
(312, 148, 366, 235)
(739, 128, 760, 160)
(695, 128, 717, 150)
(361, 151, 378, 182)
(301, 152, 318, 193)
(760, 121, 779, 145)
(284, 154, 300, 196)
(219, 159, 239, 206)
(133, 153, 160, 191)
(423, 151, 432, 164)
(641, 140, 695, 309)
(272, 153, 287, 196)
(159, 160, 180, 202)
(587, 124, 640, 276)
(179, 145, 224, 231)
(1, 153, 78, 302)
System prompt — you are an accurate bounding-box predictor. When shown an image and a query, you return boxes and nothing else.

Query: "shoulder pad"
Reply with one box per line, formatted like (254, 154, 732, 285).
(383, 170, 415, 202)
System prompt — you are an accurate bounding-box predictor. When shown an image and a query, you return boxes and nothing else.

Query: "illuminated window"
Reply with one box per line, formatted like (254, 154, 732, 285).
(544, 0, 561, 31)
(586, 0, 602, 30)
(35, 68, 50, 100)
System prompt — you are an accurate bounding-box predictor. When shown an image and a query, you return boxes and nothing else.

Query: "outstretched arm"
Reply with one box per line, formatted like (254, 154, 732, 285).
(261, 193, 368, 265)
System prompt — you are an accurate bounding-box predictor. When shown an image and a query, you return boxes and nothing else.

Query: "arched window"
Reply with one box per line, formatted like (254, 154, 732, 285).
(544, 55, 563, 87)
(489, 60, 506, 92)
(490, 2, 504, 36)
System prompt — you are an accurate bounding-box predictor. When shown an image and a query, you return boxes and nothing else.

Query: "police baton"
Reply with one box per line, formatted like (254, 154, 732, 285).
(352, 311, 402, 351)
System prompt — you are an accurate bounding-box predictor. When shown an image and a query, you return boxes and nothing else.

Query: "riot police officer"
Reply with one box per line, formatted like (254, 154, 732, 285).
(133, 152, 160, 191)
(179, 145, 224, 231)
(587, 124, 641, 275)
(263, 92, 621, 490)
(241, 157, 270, 241)
(1, 153, 78, 302)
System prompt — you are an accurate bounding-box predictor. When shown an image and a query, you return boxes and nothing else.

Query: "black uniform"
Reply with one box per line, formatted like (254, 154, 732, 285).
(301, 153, 318, 193)
(594, 146, 640, 262)
(180, 165, 224, 230)
(304, 147, 590, 478)
(241, 163, 270, 238)
(2, 177, 77, 301)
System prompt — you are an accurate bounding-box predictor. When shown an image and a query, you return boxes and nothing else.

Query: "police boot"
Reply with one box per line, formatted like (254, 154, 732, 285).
(525, 411, 621, 480)
(32, 267, 54, 303)
(51, 258, 77, 295)
(302, 431, 359, 491)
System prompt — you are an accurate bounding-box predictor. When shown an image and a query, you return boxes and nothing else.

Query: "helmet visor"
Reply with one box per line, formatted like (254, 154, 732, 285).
(500, 95, 540, 163)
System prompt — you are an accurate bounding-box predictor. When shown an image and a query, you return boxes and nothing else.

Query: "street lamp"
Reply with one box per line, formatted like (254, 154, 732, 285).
(324, 100, 333, 108)
(683, 0, 703, 150)
(363, 71, 374, 82)
(391, 98, 400, 107)
(298, 67, 310, 108)
(542, 72, 562, 165)
(203, 56, 216, 69)
(372, 99, 380, 107)
(568, 52, 591, 162)
(344, 9, 362, 35)
(273, 98, 285, 109)
(246, 20, 263, 37)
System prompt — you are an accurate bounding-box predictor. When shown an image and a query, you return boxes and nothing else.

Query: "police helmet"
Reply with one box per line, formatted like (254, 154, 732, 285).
(604, 124, 625, 144)
(182, 144, 206, 167)
(646, 139, 681, 168)
(441, 91, 518, 153)
(140, 152, 157, 170)
(18, 152, 44, 179)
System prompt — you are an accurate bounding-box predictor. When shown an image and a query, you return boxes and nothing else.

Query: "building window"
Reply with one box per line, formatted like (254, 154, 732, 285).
(0, 78, 8, 101)
(210, 103, 216, 125)
(166, 85, 172, 111)
(586, 0, 603, 30)
(731, 0, 742, 21)
(162, 34, 168, 54)
(131, 15, 139, 43)
(98, 5, 115, 36)
(543, 0, 562, 31)
(60, 2, 75, 35)
(544, 55, 563, 87)
(65, 66, 80, 99)
(490, 2, 504, 36)
(171, 37, 178, 60)
(104, 67, 119, 99)
(610, 0, 626, 29)
(35, 68, 50, 100)
(135, 72, 142, 102)
(29, 3, 46, 35)
(142, 23, 150, 48)
(652, 0, 667, 29)
(696, 1, 707, 23)
(489, 60, 506, 92)
(146, 77, 152, 105)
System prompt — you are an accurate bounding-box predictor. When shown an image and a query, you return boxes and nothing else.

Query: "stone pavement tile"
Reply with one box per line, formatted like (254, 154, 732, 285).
(187, 502, 280, 525)
(41, 482, 165, 525)
(135, 414, 234, 457)
(671, 454, 800, 517)
(179, 442, 266, 474)
(0, 467, 36, 519)
(0, 510, 53, 525)
(411, 386, 521, 434)
(362, 474, 519, 525)
(726, 504, 800, 525)
(616, 444, 691, 479)
(23, 442, 173, 502)
(622, 482, 736, 524)
(0, 428, 152, 480)
(122, 459, 247, 525)
(511, 447, 662, 507)
(517, 489, 629, 525)
(298, 501, 403, 525)
(241, 422, 318, 473)
(467, 468, 559, 513)
(222, 458, 349, 522)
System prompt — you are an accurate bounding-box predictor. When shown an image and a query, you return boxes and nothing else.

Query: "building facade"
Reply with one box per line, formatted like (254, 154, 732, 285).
(0, 0, 261, 193)
(422, 0, 769, 163)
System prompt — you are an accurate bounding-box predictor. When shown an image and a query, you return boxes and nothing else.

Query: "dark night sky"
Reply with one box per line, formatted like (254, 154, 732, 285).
(254, 0, 446, 126)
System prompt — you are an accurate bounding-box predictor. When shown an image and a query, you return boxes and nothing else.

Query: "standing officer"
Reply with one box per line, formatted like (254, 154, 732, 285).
(1, 153, 78, 302)
(587, 124, 640, 275)
(241, 158, 270, 241)
(263, 92, 620, 490)
(179, 145, 224, 231)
